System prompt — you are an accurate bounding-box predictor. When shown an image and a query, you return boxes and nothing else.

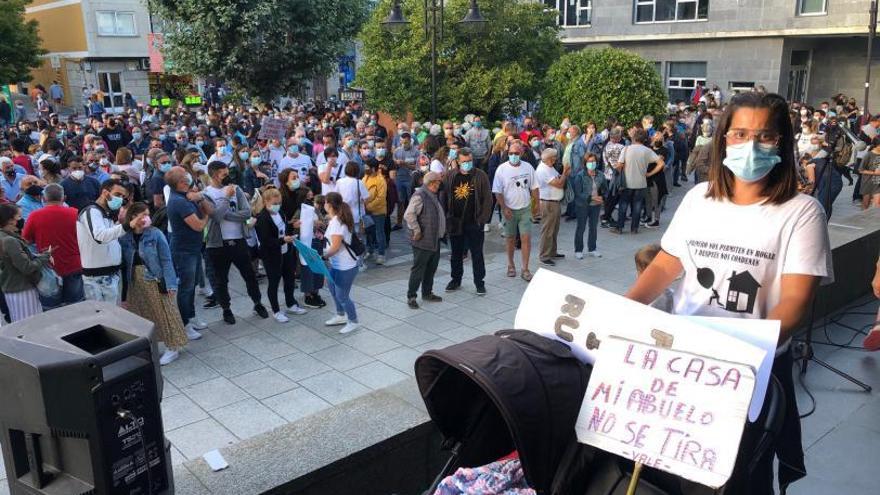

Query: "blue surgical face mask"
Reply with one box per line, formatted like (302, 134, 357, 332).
(460, 161, 473, 172)
(107, 195, 123, 211)
(267, 204, 281, 213)
(288, 145, 299, 155)
(158, 133, 166, 140)
(196, 140, 204, 147)
(159, 162, 172, 173)
(509, 154, 521, 165)
(132, 132, 142, 140)
(346, 139, 356, 148)
(288, 179, 301, 190)
(238, 151, 250, 160)
(586, 161, 597, 171)
(449, 149, 458, 160)
(376, 148, 387, 158)
(251, 156, 262, 165)
(722, 141, 781, 183)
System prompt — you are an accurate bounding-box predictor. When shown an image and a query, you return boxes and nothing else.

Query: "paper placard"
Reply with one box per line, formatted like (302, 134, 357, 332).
(514, 269, 765, 378)
(298, 204, 316, 265)
(258, 117, 288, 141)
(576, 336, 755, 488)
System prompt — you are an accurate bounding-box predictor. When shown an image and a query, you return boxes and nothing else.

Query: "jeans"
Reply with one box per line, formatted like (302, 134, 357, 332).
(365, 213, 387, 255)
(207, 239, 264, 310)
(815, 171, 844, 219)
(83, 273, 120, 304)
(173, 250, 201, 325)
(264, 249, 298, 313)
(575, 204, 602, 253)
(328, 266, 358, 322)
(40, 272, 85, 309)
(408, 247, 441, 298)
(396, 182, 412, 213)
(449, 223, 486, 287)
(616, 188, 646, 232)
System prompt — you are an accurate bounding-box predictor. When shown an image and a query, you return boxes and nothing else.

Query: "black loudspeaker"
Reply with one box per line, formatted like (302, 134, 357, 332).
(0, 301, 173, 494)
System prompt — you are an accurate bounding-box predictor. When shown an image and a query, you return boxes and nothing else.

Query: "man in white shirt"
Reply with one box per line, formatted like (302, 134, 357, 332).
(491, 141, 539, 281)
(316, 136, 348, 194)
(535, 148, 569, 266)
(277, 138, 312, 183)
(206, 138, 233, 165)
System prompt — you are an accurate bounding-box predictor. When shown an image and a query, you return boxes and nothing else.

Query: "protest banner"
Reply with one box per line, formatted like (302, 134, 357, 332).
(576, 336, 756, 488)
(258, 117, 288, 141)
(294, 239, 333, 284)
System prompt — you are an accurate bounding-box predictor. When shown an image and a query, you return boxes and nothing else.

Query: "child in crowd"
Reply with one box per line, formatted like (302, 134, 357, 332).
(635, 244, 675, 313)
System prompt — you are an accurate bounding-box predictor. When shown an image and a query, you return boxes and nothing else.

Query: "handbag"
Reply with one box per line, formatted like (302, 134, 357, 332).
(36, 264, 60, 298)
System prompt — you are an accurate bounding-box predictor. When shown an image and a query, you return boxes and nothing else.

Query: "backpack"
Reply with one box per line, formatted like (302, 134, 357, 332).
(834, 138, 853, 169)
(343, 230, 366, 258)
(151, 206, 169, 235)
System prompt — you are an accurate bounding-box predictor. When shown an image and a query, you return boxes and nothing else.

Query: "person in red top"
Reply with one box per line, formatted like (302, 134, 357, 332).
(518, 117, 542, 145)
(11, 138, 34, 175)
(21, 183, 84, 308)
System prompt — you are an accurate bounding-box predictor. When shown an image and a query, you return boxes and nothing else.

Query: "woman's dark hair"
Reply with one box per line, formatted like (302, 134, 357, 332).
(707, 92, 798, 205)
(324, 147, 338, 158)
(124, 202, 149, 226)
(0, 203, 18, 228)
(344, 162, 359, 178)
(324, 192, 354, 232)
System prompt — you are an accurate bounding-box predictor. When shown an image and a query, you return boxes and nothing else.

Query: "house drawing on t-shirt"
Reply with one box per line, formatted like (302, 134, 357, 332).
(725, 271, 761, 314)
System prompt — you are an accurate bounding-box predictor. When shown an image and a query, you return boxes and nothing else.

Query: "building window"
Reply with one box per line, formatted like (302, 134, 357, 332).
(97, 11, 136, 36)
(798, 0, 826, 15)
(635, 0, 708, 23)
(728, 81, 755, 94)
(544, 0, 592, 26)
(667, 61, 707, 103)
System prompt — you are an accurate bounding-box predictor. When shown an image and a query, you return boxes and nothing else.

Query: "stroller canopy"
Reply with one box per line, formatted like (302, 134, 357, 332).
(415, 330, 591, 493)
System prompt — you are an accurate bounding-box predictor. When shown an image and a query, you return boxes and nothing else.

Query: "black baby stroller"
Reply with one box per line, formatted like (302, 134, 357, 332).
(415, 330, 788, 495)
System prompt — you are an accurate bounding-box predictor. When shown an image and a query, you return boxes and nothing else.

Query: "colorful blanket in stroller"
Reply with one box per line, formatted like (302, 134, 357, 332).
(434, 457, 536, 495)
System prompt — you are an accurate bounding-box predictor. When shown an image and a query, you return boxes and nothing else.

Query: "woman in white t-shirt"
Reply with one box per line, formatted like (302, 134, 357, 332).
(336, 162, 370, 225)
(320, 192, 360, 334)
(625, 92, 832, 494)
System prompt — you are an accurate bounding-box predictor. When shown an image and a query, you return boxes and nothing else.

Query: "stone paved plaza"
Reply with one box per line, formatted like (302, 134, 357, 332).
(0, 181, 877, 494)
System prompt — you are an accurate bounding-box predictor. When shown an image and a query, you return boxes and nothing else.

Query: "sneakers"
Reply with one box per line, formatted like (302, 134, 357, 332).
(647, 220, 660, 228)
(274, 311, 290, 323)
(483, 224, 490, 233)
(159, 349, 180, 366)
(588, 251, 603, 258)
(254, 304, 269, 319)
(476, 285, 487, 296)
(423, 293, 443, 302)
(540, 259, 556, 267)
(407, 297, 420, 309)
(445, 281, 461, 292)
(190, 317, 208, 330)
(325, 314, 348, 326)
(339, 322, 360, 334)
(553, 253, 565, 259)
(198, 287, 213, 297)
(285, 304, 307, 315)
(203, 297, 219, 309)
(303, 294, 323, 308)
(376, 255, 386, 265)
(185, 324, 203, 341)
(223, 309, 236, 325)
(600, 220, 610, 228)
(575, 252, 584, 260)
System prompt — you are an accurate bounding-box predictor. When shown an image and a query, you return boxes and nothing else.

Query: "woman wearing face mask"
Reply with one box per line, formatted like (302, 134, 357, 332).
(120, 202, 189, 365)
(242, 150, 269, 197)
(320, 192, 360, 334)
(253, 186, 308, 323)
(795, 120, 818, 157)
(571, 153, 606, 259)
(626, 92, 832, 495)
(0, 204, 51, 322)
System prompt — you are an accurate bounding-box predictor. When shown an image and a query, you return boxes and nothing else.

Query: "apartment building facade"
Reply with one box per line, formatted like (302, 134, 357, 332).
(544, 0, 878, 106)
(24, 0, 152, 113)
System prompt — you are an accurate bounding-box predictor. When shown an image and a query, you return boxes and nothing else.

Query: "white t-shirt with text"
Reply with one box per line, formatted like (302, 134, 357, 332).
(492, 161, 538, 210)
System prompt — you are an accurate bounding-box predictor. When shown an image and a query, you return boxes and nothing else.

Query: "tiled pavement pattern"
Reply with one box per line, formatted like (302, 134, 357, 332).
(0, 181, 876, 494)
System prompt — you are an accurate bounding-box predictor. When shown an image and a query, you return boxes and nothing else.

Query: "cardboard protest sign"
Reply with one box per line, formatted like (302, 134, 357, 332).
(258, 117, 288, 141)
(576, 336, 755, 488)
(514, 269, 765, 377)
(294, 239, 333, 284)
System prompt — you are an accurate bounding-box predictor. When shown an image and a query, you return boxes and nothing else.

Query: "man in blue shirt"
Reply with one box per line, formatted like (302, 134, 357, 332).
(149, 151, 172, 208)
(165, 166, 213, 334)
(16, 177, 44, 220)
(1, 159, 26, 201)
(60, 156, 101, 210)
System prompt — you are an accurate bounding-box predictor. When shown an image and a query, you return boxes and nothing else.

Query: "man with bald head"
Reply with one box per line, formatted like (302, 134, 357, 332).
(166, 166, 213, 337)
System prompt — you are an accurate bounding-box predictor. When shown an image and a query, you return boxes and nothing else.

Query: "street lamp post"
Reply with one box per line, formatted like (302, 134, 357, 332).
(382, 0, 486, 122)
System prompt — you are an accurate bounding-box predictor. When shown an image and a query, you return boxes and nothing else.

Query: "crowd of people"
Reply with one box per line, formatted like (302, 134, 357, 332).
(0, 83, 874, 366)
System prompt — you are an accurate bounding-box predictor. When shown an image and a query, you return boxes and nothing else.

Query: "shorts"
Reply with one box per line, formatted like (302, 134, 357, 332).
(503, 206, 533, 237)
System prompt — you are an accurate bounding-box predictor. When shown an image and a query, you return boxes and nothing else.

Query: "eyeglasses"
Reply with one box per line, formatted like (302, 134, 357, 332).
(724, 129, 779, 145)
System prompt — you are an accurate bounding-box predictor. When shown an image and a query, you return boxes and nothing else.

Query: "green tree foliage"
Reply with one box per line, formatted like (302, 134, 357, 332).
(540, 48, 667, 127)
(0, 0, 46, 84)
(152, 0, 370, 102)
(357, 0, 561, 120)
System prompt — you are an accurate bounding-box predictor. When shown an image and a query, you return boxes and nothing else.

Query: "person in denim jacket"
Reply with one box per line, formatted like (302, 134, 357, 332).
(121, 202, 191, 365)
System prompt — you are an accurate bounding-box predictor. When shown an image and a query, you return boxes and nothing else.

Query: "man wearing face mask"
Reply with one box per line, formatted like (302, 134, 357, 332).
(77, 179, 140, 303)
(492, 141, 539, 282)
(149, 152, 173, 209)
(15, 177, 44, 221)
(278, 139, 313, 183)
(0, 159, 26, 202)
(60, 157, 101, 209)
(442, 148, 492, 295)
(404, 172, 446, 309)
(127, 126, 150, 156)
(203, 161, 269, 324)
(99, 117, 130, 155)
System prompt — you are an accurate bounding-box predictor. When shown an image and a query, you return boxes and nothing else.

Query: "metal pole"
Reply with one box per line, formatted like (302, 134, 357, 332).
(431, 0, 438, 122)
(865, 0, 877, 118)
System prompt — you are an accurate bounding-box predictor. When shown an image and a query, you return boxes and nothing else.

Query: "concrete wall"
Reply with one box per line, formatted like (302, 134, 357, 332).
(555, 0, 872, 41)
(78, 60, 150, 112)
(783, 36, 880, 108)
(83, 0, 151, 58)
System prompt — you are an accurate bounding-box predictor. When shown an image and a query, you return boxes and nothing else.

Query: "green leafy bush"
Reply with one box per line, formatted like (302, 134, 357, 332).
(539, 47, 667, 127)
